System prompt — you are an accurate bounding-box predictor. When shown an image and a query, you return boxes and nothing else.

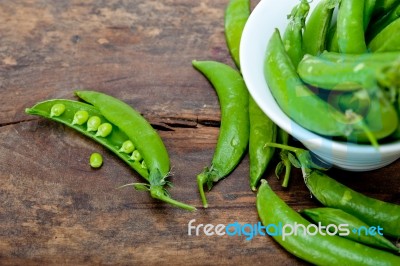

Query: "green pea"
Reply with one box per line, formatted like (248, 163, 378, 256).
(89, 152, 103, 168)
(87, 116, 102, 132)
(95, 123, 113, 137)
(141, 160, 147, 169)
(50, 103, 66, 117)
(72, 110, 89, 125)
(119, 140, 135, 154)
(130, 150, 142, 161)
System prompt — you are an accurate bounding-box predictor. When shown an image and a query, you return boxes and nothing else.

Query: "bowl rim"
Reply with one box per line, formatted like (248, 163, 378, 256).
(239, 0, 400, 156)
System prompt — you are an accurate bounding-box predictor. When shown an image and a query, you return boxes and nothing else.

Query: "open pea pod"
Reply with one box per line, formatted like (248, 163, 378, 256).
(26, 94, 196, 211)
(26, 99, 149, 179)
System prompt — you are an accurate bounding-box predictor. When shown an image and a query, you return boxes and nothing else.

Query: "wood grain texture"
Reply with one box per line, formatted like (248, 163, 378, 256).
(0, 1, 399, 265)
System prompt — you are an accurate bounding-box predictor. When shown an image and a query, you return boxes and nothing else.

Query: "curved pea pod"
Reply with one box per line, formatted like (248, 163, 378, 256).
(25, 99, 149, 179)
(337, 0, 368, 53)
(249, 97, 277, 191)
(264, 29, 377, 146)
(297, 54, 397, 91)
(302, 0, 337, 56)
(301, 207, 400, 253)
(257, 180, 400, 266)
(193, 60, 249, 208)
(224, 0, 250, 69)
(27, 95, 195, 211)
(282, 0, 310, 66)
(369, 17, 400, 52)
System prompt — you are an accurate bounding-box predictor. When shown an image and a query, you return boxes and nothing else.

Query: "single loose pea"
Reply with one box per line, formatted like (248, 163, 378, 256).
(72, 110, 89, 125)
(50, 103, 66, 117)
(130, 150, 142, 161)
(95, 123, 113, 137)
(119, 140, 135, 154)
(87, 116, 102, 132)
(89, 152, 103, 168)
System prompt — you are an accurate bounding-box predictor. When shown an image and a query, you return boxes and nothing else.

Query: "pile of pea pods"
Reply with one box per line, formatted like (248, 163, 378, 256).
(264, 0, 400, 147)
(25, 0, 400, 264)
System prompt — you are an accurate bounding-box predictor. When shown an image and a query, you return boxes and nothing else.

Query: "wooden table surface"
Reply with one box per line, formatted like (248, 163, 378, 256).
(1, 1, 399, 265)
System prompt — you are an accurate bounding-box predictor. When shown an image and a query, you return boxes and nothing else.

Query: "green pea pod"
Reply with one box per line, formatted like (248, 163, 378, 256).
(74, 91, 196, 211)
(282, 0, 310, 66)
(369, 17, 400, 52)
(257, 180, 400, 266)
(25, 99, 149, 178)
(301, 207, 400, 253)
(367, 2, 400, 42)
(320, 50, 400, 63)
(193, 60, 249, 208)
(303, 0, 337, 56)
(264, 29, 377, 146)
(337, 0, 368, 53)
(224, 0, 278, 192)
(326, 22, 339, 52)
(297, 54, 399, 91)
(249, 97, 277, 191)
(224, 0, 250, 69)
(265, 143, 400, 238)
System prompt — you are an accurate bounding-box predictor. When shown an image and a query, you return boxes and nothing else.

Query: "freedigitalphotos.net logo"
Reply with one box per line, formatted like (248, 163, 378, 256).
(187, 219, 384, 241)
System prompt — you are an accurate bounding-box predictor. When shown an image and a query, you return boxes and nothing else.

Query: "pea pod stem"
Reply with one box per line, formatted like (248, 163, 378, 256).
(197, 171, 210, 208)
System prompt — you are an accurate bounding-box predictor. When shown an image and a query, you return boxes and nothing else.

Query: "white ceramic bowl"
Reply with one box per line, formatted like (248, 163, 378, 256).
(240, 0, 400, 171)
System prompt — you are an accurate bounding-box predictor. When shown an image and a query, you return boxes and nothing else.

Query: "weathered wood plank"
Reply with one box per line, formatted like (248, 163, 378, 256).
(0, 0, 399, 265)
